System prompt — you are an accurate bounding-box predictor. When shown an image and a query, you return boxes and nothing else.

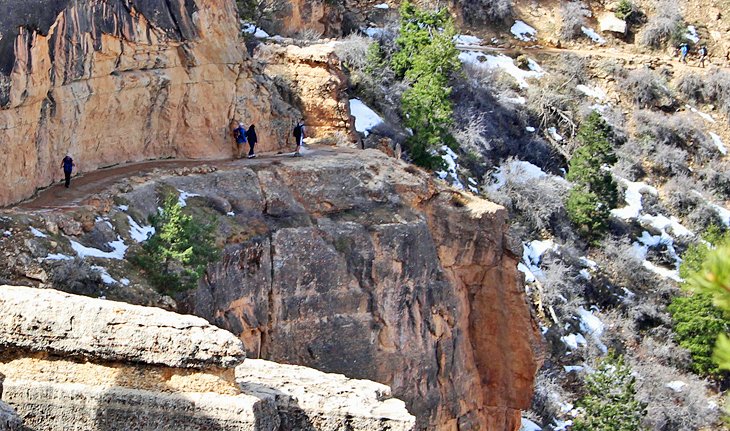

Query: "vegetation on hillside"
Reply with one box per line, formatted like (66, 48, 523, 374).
(131, 194, 219, 295)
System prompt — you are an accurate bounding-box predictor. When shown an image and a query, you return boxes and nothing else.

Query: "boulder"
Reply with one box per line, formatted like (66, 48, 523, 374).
(598, 12, 627, 35)
(0, 285, 246, 368)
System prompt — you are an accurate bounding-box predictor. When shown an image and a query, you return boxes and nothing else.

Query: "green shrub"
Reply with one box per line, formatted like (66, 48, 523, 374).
(573, 353, 646, 431)
(566, 111, 619, 242)
(615, 0, 634, 21)
(669, 226, 730, 378)
(131, 194, 219, 295)
(392, 1, 461, 170)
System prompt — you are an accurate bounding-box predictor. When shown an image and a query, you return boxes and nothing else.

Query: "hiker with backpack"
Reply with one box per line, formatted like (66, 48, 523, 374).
(61, 154, 76, 188)
(245, 124, 258, 159)
(680, 43, 689, 63)
(698, 45, 709, 68)
(233, 122, 247, 159)
(293, 120, 305, 157)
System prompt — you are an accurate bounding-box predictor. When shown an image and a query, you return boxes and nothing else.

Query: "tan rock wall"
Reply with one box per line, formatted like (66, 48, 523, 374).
(0, 0, 294, 207)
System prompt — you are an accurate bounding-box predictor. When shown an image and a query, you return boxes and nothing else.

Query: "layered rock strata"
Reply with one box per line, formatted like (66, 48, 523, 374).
(0, 0, 295, 207)
(0, 285, 415, 430)
(95, 149, 542, 430)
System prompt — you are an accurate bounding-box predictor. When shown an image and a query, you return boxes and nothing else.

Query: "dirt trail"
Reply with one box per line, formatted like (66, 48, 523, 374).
(457, 44, 728, 71)
(13, 147, 340, 211)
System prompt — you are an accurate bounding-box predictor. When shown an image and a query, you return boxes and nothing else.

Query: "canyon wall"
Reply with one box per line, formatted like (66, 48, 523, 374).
(96, 150, 547, 430)
(0, 285, 415, 430)
(0, 0, 296, 207)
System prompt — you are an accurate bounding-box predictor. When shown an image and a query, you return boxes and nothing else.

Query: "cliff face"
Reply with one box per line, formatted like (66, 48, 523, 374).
(0, 0, 295, 207)
(0, 285, 415, 430)
(123, 150, 546, 430)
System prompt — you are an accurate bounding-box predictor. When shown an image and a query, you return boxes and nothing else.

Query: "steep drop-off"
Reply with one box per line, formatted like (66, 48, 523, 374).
(107, 150, 546, 430)
(0, 0, 297, 207)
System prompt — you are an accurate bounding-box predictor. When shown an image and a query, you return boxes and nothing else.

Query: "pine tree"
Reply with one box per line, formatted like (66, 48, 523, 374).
(573, 353, 646, 431)
(669, 226, 730, 378)
(392, 1, 461, 169)
(566, 111, 619, 242)
(132, 194, 219, 294)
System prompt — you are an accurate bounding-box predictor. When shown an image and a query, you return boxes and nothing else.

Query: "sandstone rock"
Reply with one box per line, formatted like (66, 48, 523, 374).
(254, 42, 357, 144)
(159, 150, 544, 430)
(238, 359, 415, 430)
(598, 12, 627, 35)
(0, 285, 246, 368)
(0, 0, 293, 207)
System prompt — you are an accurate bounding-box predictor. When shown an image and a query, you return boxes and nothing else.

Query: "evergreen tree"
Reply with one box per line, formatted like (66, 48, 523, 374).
(392, 1, 461, 169)
(566, 111, 619, 242)
(669, 226, 730, 378)
(132, 194, 219, 294)
(573, 353, 646, 431)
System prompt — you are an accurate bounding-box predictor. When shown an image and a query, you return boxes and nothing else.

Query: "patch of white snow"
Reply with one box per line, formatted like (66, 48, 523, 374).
(92, 266, 118, 285)
(666, 380, 687, 392)
(128, 216, 155, 243)
(685, 26, 700, 43)
(45, 253, 74, 261)
(511, 20, 537, 41)
(561, 333, 587, 350)
(547, 127, 564, 142)
(349, 99, 384, 137)
(458, 53, 543, 88)
(242, 23, 270, 38)
(581, 26, 606, 44)
(710, 132, 727, 155)
(611, 179, 658, 220)
(70, 238, 128, 260)
(454, 35, 482, 46)
(177, 190, 200, 208)
(29, 227, 47, 238)
(373, 2, 389, 9)
(686, 104, 715, 123)
(520, 418, 542, 431)
(576, 84, 607, 101)
(436, 146, 465, 190)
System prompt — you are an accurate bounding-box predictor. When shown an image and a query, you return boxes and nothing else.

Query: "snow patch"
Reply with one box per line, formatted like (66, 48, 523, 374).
(29, 227, 47, 238)
(120, 278, 131, 286)
(578, 307, 607, 353)
(632, 231, 683, 282)
(490, 160, 550, 191)
(363, 27, 386, 38)
(436, 146, 465, 190)
(349, 99, 384, 137)
(525, 126, 536, 132)
(547, 127, 564, 142)
(242, 23, 270, 38)
(70, 238, 128, 260)
(666, 380, 687, 392)
(454, 34, 482, 46)
(511, 20, 537, 41)
(45, 253, 74, 261)
(520, 418, 542, 431)
(563, 365, 584, 373)
(581, 26, 606, 44)
(92, 266, 118, 285)
(373, 2, 389, 9)
(128, 216, 155, 243)
(685, 26, 700, 43)
(177, 190, 200, 208)
(710, 202, 730, 226)
(710, 132, 727, 155)
(638, 213, 694, 238)
(117, 205, 129, 211)
(576, 84, 607, 101)
(561, 333, 587, 350)
(686, 104, 715, 123)
(459, 53, 543, 88)
(611, 179, 658, 220)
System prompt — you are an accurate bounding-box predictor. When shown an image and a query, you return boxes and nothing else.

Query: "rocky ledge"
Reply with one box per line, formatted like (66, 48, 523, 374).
(0, 285, 415, 431)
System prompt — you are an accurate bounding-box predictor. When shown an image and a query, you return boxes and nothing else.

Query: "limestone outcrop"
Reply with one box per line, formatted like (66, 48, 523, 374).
(0, 285, 415, 430)
(0, 0, 296, 207)
(84, 149, 542, 430)
(254, 42, 356, 143)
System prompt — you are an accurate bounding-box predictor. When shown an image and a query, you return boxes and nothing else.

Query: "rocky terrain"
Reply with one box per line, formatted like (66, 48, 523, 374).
(0, 285, 415, 430)
(0, 149, 542, 430)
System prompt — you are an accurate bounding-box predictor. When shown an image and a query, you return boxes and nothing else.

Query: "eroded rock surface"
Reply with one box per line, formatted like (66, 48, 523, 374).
(0, 285, 414, 431)
(0, 0, 295, 207)
(0, 285, 245, 368)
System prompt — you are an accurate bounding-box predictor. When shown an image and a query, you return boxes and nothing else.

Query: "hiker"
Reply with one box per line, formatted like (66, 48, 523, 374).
(61, 153, 75, 188)
(245, 124, 257, 159)
(233, 122, 247, 159)
(698, 45, 709, 68)
(680, 43, 689, 63)
(293, 120, 305, 157)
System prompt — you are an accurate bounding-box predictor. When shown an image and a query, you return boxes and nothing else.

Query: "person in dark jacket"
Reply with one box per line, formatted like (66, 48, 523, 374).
(246, 124, 257, 159)
(233, 122, 247, 159)
(698, 45, 708, 68)
(293, 120, 305, 157)
(61, 154, 75, 188)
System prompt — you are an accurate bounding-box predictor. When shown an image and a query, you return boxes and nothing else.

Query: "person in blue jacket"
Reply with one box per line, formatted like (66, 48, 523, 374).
(233, 122, 247, 159)
(61, 154, 75, 188)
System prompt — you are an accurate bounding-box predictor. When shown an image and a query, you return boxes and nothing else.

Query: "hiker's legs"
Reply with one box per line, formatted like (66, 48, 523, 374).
(64, 170, 71, 188)
(248, 142, 255, 157)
